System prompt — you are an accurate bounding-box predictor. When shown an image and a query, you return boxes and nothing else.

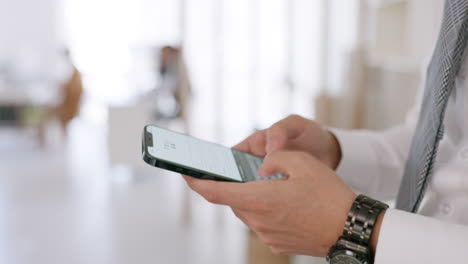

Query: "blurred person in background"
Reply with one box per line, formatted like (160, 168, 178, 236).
(184, 1, 467, 264)
(147, 46, 191, 121)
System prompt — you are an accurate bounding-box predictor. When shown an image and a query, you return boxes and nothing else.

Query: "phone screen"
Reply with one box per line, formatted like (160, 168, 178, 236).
(147, 126, 243, 182)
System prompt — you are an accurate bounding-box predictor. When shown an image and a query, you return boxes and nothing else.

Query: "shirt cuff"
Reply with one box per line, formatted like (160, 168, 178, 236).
(375, 209, 468, 264)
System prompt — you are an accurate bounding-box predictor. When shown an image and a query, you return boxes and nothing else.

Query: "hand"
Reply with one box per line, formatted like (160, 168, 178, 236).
(183, 151, 357, 256)
(235, 115, 342, 169)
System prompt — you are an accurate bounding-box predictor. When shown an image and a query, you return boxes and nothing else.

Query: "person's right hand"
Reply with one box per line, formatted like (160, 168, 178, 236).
(234, 115, 342, 170)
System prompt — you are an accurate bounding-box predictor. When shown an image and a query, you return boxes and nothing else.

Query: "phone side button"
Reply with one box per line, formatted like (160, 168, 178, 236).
(201, 175, 220, 181)
(183, 169, 204, 179)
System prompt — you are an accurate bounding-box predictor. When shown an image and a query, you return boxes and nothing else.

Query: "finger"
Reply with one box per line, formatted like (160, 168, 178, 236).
(266, 115, 308, 152)
(182, 175, 262, 209)
(257, 151, 312, 178)
(233, 129, 267, 157)
(269, 246, 297, 256)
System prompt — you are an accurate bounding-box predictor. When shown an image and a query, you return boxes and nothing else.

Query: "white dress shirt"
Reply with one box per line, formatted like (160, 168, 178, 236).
(332, 44, 468, 263)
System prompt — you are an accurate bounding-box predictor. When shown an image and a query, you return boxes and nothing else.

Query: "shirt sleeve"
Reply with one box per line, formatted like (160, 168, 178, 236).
(331, 122, 416, 201)
(375, 209, 468, 264)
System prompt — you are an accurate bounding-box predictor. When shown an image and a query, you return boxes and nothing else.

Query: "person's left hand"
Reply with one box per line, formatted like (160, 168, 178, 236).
(183, 151, 357, 256)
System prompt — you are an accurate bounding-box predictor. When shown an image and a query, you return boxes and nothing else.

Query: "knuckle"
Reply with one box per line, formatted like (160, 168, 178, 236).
(255, 224, 269, 233)
(297, 151, 312, 162)
(185, 181, 194, 190)
(249, 219, 261, 230)
(250, 220, 267, 233)
(254, 129, 266, 139)
(232, 209, 248, 223)
(286, 114, 303, 123)
(187, 182, 202, 193)
(270, 246, 286, 255)
(261, 236, 277, 247)
(270, 247, 279, 255)
(231, 209, 241, 218)
(184, 177, 196, 189)
(204, 192, 220, 204)
(250, 196, 274, 213)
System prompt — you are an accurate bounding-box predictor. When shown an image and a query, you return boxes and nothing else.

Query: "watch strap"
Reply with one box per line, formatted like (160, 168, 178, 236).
(343, 195, 389, 245)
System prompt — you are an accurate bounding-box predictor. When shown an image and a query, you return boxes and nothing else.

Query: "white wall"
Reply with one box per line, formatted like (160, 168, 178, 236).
(0, 0, 60, 80)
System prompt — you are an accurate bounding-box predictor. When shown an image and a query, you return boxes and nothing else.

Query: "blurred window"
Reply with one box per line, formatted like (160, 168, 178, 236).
(63, 0, 358, 143)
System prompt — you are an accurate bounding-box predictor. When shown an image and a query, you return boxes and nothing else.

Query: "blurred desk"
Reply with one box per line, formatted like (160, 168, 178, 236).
(0, 82, 59, 106)
(0, 82, 59, 126)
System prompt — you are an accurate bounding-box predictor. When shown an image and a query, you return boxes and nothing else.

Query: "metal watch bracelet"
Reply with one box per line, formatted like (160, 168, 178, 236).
(343, 195, 389, 245)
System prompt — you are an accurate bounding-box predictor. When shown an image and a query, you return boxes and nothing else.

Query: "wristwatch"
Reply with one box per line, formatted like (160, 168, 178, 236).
(326, 195, 389, 264)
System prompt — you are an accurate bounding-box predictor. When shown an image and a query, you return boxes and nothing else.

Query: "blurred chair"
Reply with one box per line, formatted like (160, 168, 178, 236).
(38, 54, 84, 146)
(54, 67, 83, 133)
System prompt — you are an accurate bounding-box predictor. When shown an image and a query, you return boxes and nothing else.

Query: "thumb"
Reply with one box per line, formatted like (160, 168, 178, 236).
(258, 151, 308, 178)
(266, 126, 289, 153)
(265, 115, 306, 153)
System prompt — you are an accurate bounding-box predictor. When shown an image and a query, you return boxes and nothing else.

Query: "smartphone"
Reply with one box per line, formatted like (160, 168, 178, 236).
(142, 125, 283, 182)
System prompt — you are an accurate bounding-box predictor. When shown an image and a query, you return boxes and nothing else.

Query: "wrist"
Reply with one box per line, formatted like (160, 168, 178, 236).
(370, 210, 385, 254)
(327, 195, 388, 264)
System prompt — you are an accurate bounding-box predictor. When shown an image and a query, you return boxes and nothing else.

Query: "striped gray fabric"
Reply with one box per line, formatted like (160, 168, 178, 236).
(395, 0, 468, 213)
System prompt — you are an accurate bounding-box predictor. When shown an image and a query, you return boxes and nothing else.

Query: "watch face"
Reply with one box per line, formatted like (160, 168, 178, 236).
(330, 254, 363, 264)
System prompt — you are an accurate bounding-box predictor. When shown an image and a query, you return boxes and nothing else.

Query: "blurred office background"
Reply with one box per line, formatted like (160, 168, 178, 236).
(0, 0, 444, 263)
